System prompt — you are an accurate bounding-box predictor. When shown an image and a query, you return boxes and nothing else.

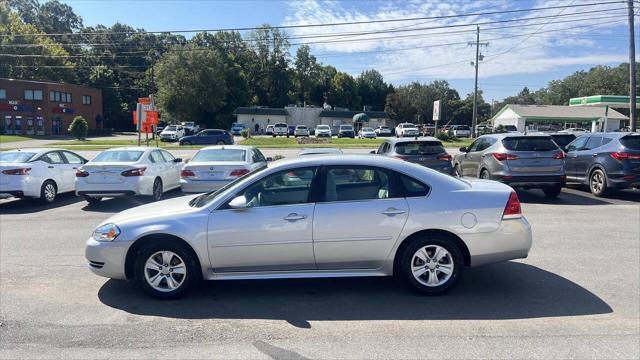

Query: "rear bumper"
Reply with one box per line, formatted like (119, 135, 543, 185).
(0, 177, 41, 198)
(491, 174, 565, 187)
(77, 190, 136, 197)
(75, 178, 148, 197)
(180, 179, 230, 193)
(465, 216, 533, 267)
(0, 191, 25, 199)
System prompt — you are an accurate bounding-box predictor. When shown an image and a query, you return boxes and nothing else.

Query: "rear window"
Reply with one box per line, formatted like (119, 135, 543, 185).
(340, 125, 353, 130)
(92, 151, 144, 162)
(275, 123, 287, 127)
(0, 152, 36, 163)
(502, 137, 558, 151)
(395, 141, 445, 155)
(192, 149, 246, 162)
(457, 126, 470, 130)
(296, 126, 307, 129)
(401, 124, 415, 128)
(620, 135, 640, 150)
(550, 134, 576, 148)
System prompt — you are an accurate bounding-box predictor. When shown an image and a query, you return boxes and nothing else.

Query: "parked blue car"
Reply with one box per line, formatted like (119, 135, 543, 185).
(179, 129, 234, 146)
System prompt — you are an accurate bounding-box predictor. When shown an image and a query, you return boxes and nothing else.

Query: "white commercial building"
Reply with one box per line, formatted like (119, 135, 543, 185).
(491, 104, 628, 132)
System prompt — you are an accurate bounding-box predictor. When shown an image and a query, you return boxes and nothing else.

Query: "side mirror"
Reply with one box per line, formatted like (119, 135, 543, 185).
(266, 157, 273, 162)
(370, 150, 376, 154)
(459, 147, 468, 153)
(228, 195, 248, 209)
(173, 158, 182, 163)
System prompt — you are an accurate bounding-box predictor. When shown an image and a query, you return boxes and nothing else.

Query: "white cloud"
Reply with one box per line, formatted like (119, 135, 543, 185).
(282, 0, 629, 82)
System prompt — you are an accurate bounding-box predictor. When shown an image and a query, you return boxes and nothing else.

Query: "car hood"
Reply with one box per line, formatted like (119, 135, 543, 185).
(101, 194, 201, 226)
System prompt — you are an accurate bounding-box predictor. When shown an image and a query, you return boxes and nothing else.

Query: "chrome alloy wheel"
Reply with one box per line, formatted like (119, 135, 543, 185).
(43, 183, 56, 202)
(591, 171, 604, 194)
(411, 245, 454, 287)
(144, 251, 186, 292)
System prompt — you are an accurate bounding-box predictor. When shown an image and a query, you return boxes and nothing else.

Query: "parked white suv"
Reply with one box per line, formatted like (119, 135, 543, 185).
(160, 125, 185, 142)
(451, 125, 471, 138)
(395, 123, 419, 137)
(181, 122, 200, 135)
(272, 123, 289, 137)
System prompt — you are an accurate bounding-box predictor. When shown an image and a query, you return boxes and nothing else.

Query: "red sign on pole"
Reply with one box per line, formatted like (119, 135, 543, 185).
(145, 111, 159, 125)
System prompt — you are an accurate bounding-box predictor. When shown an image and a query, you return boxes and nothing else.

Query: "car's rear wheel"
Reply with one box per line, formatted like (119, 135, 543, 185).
(182, 141, 192, 146)
(134, 240, 199, 299)
(590, 169, 609, 197)
(479, 169, 490, 180)
(40, 180, 57, 204)
(543, 185, 562, 198)
(454, 164, 463, 177)
(152, 178, 163, 201)
(84, 195, 102, 204)
(401, 237, 463, 295)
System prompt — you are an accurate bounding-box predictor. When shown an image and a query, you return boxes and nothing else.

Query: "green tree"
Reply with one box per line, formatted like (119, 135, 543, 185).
(247, 25, 293, 107)
(356, 69, 389, 111)
(294, 45, 320, 105)
(68, 116, 88, 140)
(155, 46, 228, 128)
(330, 72, 360, 109)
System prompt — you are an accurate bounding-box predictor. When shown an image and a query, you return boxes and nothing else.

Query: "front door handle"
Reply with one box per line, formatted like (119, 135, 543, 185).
(283, 213, 307, 221)
(48, 166, 54, 169)
(592, 153, 598, 157)
(382, 207, 407, 216)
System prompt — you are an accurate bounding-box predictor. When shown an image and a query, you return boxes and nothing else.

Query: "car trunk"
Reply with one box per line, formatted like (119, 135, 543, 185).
(184, 161, 249, 181)
(82, 163, 139, 184)
(501, 137, 563, 175)
(0, 162, 30, 184)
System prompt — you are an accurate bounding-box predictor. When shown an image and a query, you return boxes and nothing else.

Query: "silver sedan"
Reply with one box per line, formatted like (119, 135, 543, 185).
(85, 155, 532, 299)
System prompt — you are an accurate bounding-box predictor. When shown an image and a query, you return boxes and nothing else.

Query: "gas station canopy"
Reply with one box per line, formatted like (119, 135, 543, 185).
(569, 95, 640, 108)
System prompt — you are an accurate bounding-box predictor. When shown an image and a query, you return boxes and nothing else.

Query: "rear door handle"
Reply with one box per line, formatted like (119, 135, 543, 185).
(283, 213, 307, 221)
(382, 207, 407, 216)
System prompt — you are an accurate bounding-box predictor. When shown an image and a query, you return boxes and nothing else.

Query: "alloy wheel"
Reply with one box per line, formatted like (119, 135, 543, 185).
(591, 171, 604, 194)
(143, 251, 187, 292)
(410, 245, 454, 287)
(43, 183, 56, 202)
(153, 179, 163, 201)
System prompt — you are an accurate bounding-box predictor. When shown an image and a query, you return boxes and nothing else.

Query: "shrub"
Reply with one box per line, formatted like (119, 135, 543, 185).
(436, 132, 459, 142)
(240, 128, 250, 139)
(271, 154, 285, 161)
(494, 125, 507, 134)
(68, 116, 88, 140)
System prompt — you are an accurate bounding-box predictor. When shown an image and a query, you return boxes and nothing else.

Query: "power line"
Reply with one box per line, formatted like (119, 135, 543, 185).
(1, 0, 627, 38)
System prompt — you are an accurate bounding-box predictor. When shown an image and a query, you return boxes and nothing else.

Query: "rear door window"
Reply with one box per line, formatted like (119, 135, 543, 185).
(502, 137, 558, 151)
(323, 166, 395, 202)
(583, 136, 603, 150)
(399, 174, 430, 197)
(42, 152, 65, 164)
(620, 135, 640, 150)
(62, 151, 84, 164)
(150, 151, 165, 163)
(566, 136, 588, 152)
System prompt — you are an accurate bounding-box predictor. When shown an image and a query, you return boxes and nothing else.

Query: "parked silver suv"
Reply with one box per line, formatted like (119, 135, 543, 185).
(453, 134, 566, 198)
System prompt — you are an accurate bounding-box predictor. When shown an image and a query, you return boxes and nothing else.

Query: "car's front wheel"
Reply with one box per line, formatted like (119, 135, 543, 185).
(401, 237, 463, 295)
(134, 240, 199, 299)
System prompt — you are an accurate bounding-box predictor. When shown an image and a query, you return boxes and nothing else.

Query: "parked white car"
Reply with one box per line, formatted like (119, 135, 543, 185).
(375, 126, 393, 136)
(0, 148, 87, 203)
(75, 147, 182, 204)
(180, 145, 268, 193)
(315, 124, 332, 138)
(294, 125, 310, 137)
(358, 127, 377, 139)
(181, 121, 200, 135)
(85, 155, 532, 299)
(451, 125, 472, 138)
(395, 123, 420, 137)
(160, 125, 185, 142)
(272, 123, 289, 137)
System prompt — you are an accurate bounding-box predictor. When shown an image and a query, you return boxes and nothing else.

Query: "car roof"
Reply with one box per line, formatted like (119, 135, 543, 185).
(101, 147, 157, 152)
(384, 136, 440, 144)
(198, 145, 254, 151)
(2, 147, 66, 154)
(582, 132, 638, 138)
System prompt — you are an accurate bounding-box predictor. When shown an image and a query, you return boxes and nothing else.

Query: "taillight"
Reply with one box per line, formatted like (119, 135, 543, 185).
(230, 169, 250, 177)
(437, 154, 452, 162)
(75, 170, 89, 177)
(502, 191, 522, 219)
(1, 168, 31, 175)
(492, 153, 518, 161)
(121, 167, 146, 177)
(181, 169, 195, 178)
(552, 152, 566, 159)
(611, 152, 640, 161)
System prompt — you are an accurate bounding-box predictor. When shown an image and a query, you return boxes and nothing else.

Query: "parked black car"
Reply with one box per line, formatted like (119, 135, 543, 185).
(374, 137, 454, 175)
(178, 129, 234, 146)
(565, 132, 640, 196)
(338, 124, 355, 138)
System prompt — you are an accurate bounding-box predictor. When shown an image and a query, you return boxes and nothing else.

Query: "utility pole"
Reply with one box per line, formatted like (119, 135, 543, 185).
(628, 0, 637, 131)
(469, 25, 489, 137)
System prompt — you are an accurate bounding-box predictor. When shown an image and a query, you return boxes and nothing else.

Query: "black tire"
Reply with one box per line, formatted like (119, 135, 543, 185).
(151, 178, 163, 201)
(589, 168, 609, 197)
(84, 195, 102, 204)
(479, 169, 490, 180)
(454, 164, 463, 177)
(216, 141, 225, 145)
(39, 180, 57, 204)
(134, 239, 199, 299)
(272, 134, 276, 138)
(543, 185, 562, 198)
(182, 141, 192, 146)
(400, 236, 464, 295)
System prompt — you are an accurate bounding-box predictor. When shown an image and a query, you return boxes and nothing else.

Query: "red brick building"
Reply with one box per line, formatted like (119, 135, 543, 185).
(0, 78, 103, 136)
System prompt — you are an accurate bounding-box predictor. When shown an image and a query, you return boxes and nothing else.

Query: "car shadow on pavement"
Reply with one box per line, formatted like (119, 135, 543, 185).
(98, 261, 612, 328)
(515, 188, 639, 205)
(79, 190, 187, 213)
(0, 193, 83, 214)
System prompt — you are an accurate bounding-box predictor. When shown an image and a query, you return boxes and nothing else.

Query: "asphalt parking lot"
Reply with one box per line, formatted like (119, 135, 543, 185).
(1, 153, 639, 359)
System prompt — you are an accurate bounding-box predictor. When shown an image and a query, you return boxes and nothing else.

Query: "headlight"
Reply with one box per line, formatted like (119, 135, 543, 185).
(93, 223, 121, 242)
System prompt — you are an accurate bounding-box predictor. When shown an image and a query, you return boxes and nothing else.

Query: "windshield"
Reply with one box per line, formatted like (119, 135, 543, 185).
(620, 135, 640, 150)
(502, 137, 558, 151)
(190, 166, 267, 207)
(165, 126, 177, 131)
(182, 122, 194, 126)
(401, 124, 415, 128)
(317, 125, 329, 129)
(457, 126, 470, 130)
(0, 152, 36, 163)
(340, 125, 353, 130)
(275, 123, 287, 127)
(395, 141, 445, 155)
(191, 149, 246, 162)
(92, 150, 144, 162)
(297, 126, 307, 129)
(362, 127, 374, 132)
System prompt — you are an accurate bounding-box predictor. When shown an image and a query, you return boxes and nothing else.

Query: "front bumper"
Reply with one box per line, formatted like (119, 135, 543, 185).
(85, 237, 131, 280)
(465, 216, 533, 267)
(316, 132, 331, 137)
(180, 178, 230, 193)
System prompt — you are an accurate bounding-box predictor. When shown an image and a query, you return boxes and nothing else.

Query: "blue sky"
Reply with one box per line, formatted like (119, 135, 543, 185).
(61, 0, 636, 101)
